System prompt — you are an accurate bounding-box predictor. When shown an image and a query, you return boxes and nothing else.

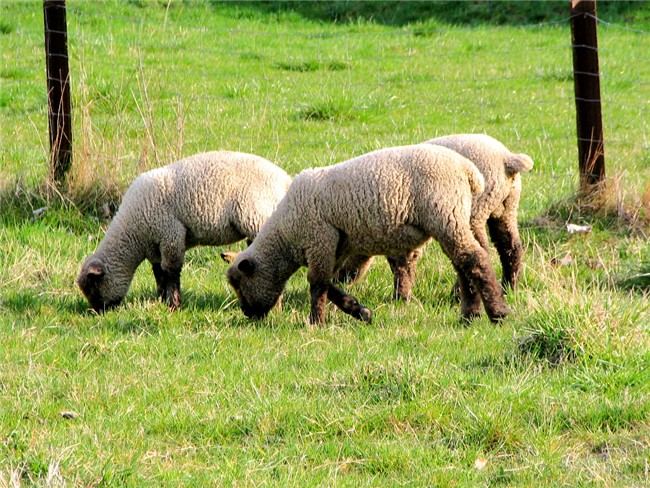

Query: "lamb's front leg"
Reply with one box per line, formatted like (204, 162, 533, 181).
(151, 262, 166, 299)
(309, 281, 329, 324)
(307, 226, 372, 324)
(386, 248, 422, 301)
(327, 285, 372, 323)
(157, 268, 180, 310)
(159, 221, 187, 311)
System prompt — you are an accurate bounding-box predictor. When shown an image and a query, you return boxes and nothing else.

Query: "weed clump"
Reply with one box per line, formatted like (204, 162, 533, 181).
(617, 261, 650, 292)
(296, 94, 388, 122)
(274, 59, 349, 72)
(517, 308, 586, 365)
(352, 360, 420, 404)
(297, 98, 355, 121)
(0, 21, 14, 35)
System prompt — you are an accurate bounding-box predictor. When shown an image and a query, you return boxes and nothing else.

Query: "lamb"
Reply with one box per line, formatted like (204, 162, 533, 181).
(336, 134, 534, 301)
(226, 144, 510, 324)
(77, 151, 291, 312)
(428, 134, 533, 289)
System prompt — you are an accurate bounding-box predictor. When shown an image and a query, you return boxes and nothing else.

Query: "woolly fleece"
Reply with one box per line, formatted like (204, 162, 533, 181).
(338, 134, 534, 297)
(77, 151, 291, 312)
(227, 144, 509, 324)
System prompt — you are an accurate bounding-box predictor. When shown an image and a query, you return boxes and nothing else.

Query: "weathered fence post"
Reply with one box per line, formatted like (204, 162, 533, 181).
(570, 0, 605, 192)
(43, 0, 72, 184)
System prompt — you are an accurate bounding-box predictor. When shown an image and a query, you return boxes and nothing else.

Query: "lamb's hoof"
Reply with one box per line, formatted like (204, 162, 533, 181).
(359, 307, 373, 323)
(393, 292, 411, 302)
(487, 305, 510, 324)
(165, 288, 182, 311)
(460, 310, 482, 324)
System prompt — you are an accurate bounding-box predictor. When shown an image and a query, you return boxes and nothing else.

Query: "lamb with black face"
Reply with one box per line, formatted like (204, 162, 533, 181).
(226, 257, 285, 319)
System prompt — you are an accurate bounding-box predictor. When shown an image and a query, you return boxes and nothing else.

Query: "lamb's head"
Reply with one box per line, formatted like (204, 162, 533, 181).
(226, 250, 288, 320)
(76, 255, 129, 313)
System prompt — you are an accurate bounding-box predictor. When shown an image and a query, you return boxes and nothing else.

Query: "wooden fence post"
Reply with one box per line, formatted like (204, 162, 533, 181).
(570, 0, 605, 192)
(43, 0, 72, 184)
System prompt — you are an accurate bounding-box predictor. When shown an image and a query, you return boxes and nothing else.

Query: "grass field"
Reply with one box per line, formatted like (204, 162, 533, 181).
(1, 1, 649, 485)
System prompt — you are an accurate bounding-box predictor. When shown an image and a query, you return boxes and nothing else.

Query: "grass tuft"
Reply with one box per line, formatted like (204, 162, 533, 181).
(617, 261, 650, 291)
(517, 308, 583, 365)
(536, 68, 574, 82)
(0, 20, 14, 35)
(296, 93, 388, 122)
(297, 98, 355, 121)
(353, 360, 420, 403)
(274, 59, 350, 72)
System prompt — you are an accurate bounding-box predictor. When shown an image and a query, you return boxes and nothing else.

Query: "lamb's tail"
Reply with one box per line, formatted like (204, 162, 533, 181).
(504, 153, 534, 176)
(462, 160, 485, 196)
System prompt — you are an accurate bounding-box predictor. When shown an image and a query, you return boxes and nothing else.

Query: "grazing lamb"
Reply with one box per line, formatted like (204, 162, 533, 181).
(337, 134, 533, 301)
(77, 151, 291, 312)
(226, 144, 510, 324)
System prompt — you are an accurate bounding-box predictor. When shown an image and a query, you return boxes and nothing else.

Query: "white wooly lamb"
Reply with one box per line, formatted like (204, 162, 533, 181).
(226, 144, 510, 324)
(427, 134, 533, 289)
(77, 151, 291, 312)
(337, 134, 534, 302)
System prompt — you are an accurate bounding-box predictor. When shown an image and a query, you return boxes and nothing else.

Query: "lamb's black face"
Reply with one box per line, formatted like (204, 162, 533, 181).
(77, 257, 124, 313)
(227, 257, 283, 320)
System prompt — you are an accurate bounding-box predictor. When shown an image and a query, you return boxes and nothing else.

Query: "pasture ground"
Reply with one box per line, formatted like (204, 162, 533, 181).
(1, 1, 649, 485)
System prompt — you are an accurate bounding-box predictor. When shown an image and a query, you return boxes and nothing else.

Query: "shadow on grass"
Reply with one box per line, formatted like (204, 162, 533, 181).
(211, 1, 649, 27)
(616, 264, 650, 293)
(0, 290, 88, 316)
(181, 290, 232, 312)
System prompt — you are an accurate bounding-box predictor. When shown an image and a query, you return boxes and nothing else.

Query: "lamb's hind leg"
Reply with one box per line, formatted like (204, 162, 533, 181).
(452, 263, 482, 321)
(452, 244, 509, 323)
(159, 220, 187, 311)
(452, 215, 490, 301)
(433, 219, 508, 323)
(488, 215, 523, 292)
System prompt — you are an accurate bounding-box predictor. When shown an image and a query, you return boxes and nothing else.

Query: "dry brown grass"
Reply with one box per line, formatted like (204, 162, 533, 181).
(28, 63, 188, 217)
(542, 175, 650, 236)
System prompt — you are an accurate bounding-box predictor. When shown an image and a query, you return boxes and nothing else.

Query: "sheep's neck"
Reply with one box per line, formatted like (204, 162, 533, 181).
(259, 227, 301, 280)
(97, 224, 147, 278)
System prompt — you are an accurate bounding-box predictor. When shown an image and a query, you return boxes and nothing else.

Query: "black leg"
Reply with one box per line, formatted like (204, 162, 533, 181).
(327, 284, 372, 323)
(386, 250, 421, 301)
(453, 264, 481, 321)
(154, 265, 182, 311)
(309, 282, 329, 324)
(488, 217, 523, 291)
(454, 250, 509, 323)
(334, 255, 373, 284)
(151, 262, 166, 299)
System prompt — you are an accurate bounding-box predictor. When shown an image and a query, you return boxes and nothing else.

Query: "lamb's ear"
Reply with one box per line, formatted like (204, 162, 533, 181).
(220, 251, 239, 264)
(505, 153, 534, 175)
(85, 259, 105, 279)
(238, 258, 256, 276)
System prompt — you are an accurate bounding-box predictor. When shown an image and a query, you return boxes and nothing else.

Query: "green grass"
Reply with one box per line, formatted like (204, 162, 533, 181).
(1, 0, 649, 485)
